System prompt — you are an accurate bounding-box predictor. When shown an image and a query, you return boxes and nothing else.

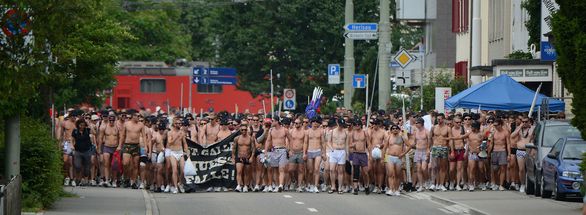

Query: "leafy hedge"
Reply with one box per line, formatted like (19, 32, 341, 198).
(0, 117, 63, 210)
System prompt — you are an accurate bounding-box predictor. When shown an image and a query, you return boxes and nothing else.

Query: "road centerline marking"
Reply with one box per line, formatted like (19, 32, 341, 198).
(295, 201, 304, 205)
(283, 195, 293, 198)
(307, 208, 318, 212)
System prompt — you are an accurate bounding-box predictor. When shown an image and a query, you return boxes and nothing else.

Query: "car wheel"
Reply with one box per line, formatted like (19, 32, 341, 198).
(525, 172, 534, 195)
(534, 170, 541, 197)
(541, 174, 552, 198)
(553, 177, 565, 201)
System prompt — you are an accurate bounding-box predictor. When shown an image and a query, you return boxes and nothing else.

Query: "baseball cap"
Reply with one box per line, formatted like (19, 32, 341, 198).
(91, 115, 100, 121)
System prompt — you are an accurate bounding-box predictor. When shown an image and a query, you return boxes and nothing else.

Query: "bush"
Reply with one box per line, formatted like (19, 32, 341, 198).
(0, 117, 63, 210)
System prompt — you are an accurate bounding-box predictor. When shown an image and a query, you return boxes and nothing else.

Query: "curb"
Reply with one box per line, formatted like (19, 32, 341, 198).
(428, 193, 489, 215)
(21, 212, 44, 215)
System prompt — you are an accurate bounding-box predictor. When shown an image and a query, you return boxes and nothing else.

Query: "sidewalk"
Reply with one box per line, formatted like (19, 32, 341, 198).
(43, 187, 147, 215)
(426, 190, 582, 215)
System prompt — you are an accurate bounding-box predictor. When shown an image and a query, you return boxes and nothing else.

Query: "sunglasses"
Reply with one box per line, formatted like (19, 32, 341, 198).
(455, 121, 461, 124)
(391, 127, 400, 130)
(252, 119, 259, 122)
(240, 129, 247, 131)
(464, 118, 471, 120)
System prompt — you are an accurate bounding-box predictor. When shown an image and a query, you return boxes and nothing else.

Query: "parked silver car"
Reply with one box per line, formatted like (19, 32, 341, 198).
(525, 120, 581, 196)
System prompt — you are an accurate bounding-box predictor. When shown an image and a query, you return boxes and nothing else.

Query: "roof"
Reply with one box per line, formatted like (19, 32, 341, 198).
(492, 59, 551, 66)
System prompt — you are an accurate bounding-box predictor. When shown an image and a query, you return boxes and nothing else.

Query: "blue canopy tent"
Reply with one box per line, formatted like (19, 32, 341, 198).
(445, 74, 565, 112)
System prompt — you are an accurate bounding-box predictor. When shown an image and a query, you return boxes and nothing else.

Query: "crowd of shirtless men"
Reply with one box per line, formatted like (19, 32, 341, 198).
(56, 107, 536, 196)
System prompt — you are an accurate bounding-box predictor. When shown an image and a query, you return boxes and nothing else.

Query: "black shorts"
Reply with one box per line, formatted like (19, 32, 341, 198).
(140, 156, 150, 164)
(345, 161, 352, 174)
(510, 148, 517, 155)
(236, 157, 251, 165)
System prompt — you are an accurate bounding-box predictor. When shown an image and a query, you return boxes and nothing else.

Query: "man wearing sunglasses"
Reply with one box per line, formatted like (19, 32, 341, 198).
(510, 116, 534, 193)
(368, 118, 386, 194)
(286, 118, 308, 192)
(117, 111, 148, 189)
(430, 113, 450, 192)
(349, 119, 370, 195)
(264, 117, 289, 192)
(98, 114, 120, 187)
(203, 115, 221, 147)
(306, 117, 325, 193)
(449, 116, 466, 191)
(488, 118, 511, 191)
(328, 118, 349, 194)
(233, 125, 256, 193)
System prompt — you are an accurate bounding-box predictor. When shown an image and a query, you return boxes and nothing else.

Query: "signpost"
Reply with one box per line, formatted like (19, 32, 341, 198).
(343, 32, 378, 40)
(283, 89, 296, 110)
(344, 23, 378, 31)
(344, 23, 379, 41)
(393, 48, 416, 68)
(328, 64, 341, 84)
(192, 67, 237, 85)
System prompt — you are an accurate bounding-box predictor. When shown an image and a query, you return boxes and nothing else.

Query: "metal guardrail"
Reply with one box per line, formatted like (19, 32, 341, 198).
(1, 175, 21, 215)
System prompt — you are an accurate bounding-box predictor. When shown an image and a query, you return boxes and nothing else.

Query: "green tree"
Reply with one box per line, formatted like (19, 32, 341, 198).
(551, 1, 586, 139)
(522, 0, 541, 50)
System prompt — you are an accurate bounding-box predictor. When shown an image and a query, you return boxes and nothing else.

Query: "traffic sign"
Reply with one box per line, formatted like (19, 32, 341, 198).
(393, 48, 415, 68)
(344, 32, 378, 40)
(344, 23, 378, 32)
(193, 76, 210, 84)
(328, 64, 340, 84)
(353, 74, 366, 88)
(389, 60, 400, 68)
(283, 89, 296, 110)
(193, 67, 237, 76)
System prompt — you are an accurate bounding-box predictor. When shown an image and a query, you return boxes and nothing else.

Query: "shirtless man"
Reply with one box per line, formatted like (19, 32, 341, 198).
(233, 125, 255, 193)
(412, 118, 432, 192)
(203, 115, 220, 146)
(287, 118, 308, 192)
(264, 118, 289, 192)
(368, 118, 386, 194)
(59, 114, 76, 186)
(138, 117, 153, 189)
(430, 114, 450, 191)
(98, 115, 120, 187)
(328, 119, 349, 194)
(151, 123, 166, 192)
(349, 119, 370, 195)
(488, 118, 510, 191)
(117, 111, 148, 189)
(452, 121, 484, 191)
(507, 114, 521, 190)
(217, 119, 233, 141)
(252, 117, 268, 192)
(383, 124, 409, 196)
(306, 117, 325, 193)
(511, 116, 534, 193)
(322, 119, 336, 192)
(449, 116, 467, 191)
(165, 118, 189, 194)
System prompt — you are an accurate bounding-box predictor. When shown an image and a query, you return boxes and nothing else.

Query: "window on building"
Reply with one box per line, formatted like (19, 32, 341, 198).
(140, 79, 166, 93)
(452, 0, 469, 33)
(197, 85, 223, 94)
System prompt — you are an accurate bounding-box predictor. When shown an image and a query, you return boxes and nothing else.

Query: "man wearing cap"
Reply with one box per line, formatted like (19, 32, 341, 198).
(328, 118, 349, 194)
(368, 118, 386, 193)
(99, 114, 120, 187)
(117, 111, 148, 189)
(450, 121, 483, 191)
(349, 119, 370, 195)
(306, 117, 325, 193)
(264, 117, 289, 192)
(217, 118, 233, 141)
(287, 118, 308, 192)
(321, 118, 336, 192)
(59, 114, 76, 186)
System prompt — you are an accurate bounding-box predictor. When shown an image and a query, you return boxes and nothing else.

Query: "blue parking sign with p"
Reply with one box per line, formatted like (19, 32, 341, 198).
(328, 64, 340, 75)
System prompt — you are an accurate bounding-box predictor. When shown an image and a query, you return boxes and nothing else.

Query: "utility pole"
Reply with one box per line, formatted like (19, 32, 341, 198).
(270, 69, 274, 116)
(377, 0, 391, 110)
(343, 0, 355, 109)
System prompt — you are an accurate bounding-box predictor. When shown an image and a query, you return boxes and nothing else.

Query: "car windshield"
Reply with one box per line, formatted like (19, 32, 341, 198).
(562, 141, 586, 160)
(543, 125, 581, 147)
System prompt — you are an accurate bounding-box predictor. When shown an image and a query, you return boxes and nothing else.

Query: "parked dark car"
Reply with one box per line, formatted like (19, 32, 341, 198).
(541, 137, 585, 200)
(525, 120, 581, 196)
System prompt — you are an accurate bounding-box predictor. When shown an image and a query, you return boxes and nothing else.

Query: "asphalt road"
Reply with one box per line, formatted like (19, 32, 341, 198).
(43, 187, 582, 215)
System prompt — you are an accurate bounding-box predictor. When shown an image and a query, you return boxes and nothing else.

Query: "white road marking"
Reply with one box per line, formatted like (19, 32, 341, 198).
(307, 208, 318, 212)
(295, 201, 305, 205)
(283, 195, 293, 198)
(141, 189, 153, 215)
(438, 208, 453, 214)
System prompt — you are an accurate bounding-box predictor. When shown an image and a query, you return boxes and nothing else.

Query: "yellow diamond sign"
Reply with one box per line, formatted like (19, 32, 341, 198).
(393, 49, 415, 68)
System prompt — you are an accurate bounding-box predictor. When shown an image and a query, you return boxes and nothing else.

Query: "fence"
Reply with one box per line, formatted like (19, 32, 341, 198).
(0, 175, 21, 215)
